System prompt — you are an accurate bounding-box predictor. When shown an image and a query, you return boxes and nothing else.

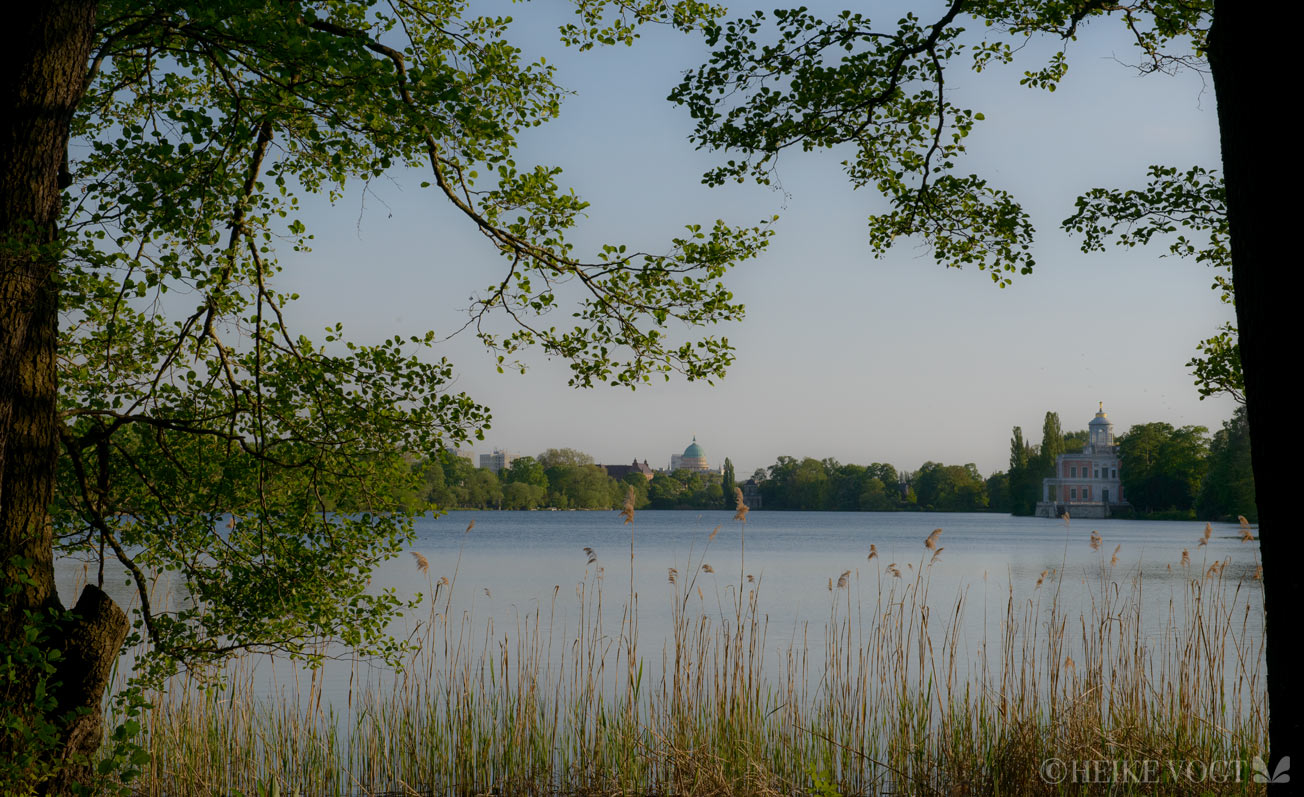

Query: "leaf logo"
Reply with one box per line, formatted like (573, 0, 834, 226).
(1252, 755, 1290, 784)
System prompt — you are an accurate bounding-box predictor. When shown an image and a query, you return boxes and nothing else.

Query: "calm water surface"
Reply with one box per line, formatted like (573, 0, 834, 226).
(57, 510, 1264, 703)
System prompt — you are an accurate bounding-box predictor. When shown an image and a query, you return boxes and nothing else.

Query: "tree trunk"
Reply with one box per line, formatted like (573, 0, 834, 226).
(0, 2, 128, 792)
(1208, 0, 1298, 780)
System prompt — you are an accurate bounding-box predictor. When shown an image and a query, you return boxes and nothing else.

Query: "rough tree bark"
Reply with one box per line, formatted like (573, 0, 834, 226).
(0, 2, 129, 793)
(1208, 0, 1297, 780)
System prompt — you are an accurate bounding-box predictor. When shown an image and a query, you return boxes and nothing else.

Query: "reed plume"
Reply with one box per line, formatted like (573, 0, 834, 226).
(733, 487, 749, 522)
(924, 528, 942, 550)
(411, 551, 430, 574)
(620, 486, 635, 524)
(120, 512, 1266, 797)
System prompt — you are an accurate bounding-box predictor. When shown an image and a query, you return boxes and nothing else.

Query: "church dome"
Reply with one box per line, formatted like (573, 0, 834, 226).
(683, 438, 705, 459)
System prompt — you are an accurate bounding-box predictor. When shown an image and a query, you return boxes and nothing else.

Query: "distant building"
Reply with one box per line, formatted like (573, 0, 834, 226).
(670, 437, 711, 473)
(1035, 404, 1129, 519)
(604, 459, 655, 481)
(479, 449, 517, 473)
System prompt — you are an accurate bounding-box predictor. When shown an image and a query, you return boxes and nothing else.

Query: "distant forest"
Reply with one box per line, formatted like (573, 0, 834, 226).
(400, 408, 1255, 522)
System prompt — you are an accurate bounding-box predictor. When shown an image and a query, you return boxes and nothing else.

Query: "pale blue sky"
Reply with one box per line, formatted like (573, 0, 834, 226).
(277, 2, 1235, 478)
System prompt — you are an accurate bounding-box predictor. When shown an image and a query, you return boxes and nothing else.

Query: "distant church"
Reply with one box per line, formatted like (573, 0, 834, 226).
(1035, 404, 1129, 519)
(670, 437, 713, 473)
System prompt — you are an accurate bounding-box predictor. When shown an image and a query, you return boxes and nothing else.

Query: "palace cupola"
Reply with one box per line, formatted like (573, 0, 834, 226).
(1088, 402, 1116, 451)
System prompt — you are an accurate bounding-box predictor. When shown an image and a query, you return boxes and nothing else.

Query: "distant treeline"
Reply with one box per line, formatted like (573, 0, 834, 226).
(411, 448, 998, 514)
(401, 407, 1255, 520)
(402, 445, 988, 513)
(1002, 407, 1255, 522)
(402, 448, 642, 511)
(396, 447, 737, 511)
(749, 458, 990, 512)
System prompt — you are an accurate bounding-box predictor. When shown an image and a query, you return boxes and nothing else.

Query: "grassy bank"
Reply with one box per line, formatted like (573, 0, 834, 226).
(112, 515, 1267, 796)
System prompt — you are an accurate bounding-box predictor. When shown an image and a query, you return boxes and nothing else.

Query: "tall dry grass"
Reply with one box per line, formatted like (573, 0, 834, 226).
(114, 510, 1267, 796)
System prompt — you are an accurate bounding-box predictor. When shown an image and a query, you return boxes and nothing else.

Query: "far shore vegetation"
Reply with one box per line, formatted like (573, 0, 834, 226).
(409, 408, 1254, 523)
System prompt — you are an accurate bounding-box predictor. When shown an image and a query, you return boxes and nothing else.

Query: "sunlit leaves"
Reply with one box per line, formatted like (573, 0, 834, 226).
(1064, 165, 1229, 276)
(474, 218, 770, 387)
(671, 3, 1213, 282)
(669, 4, 1036, 279)
(54, 0, 758, 684)
(971, 0, 1211, 75)
(1063, 165, 1238, 401)
(561, 0, 726, 50)
(1187, 324, 1243, 404)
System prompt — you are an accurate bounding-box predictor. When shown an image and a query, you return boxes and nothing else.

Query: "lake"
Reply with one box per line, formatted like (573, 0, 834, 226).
(58, 509, 1264, 701)
(63, 510, 1265, 795)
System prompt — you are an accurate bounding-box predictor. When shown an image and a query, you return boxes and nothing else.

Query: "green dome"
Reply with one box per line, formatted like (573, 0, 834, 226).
(683, 438, 705, 459)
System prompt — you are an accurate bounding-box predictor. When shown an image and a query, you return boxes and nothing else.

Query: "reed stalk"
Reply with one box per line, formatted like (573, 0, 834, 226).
(111, 515, 1267, 796)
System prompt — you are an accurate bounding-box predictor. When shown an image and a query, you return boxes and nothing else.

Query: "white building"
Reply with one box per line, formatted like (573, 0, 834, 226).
(1035, 404, 1129, 519)
(479, 449, 517, 473)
